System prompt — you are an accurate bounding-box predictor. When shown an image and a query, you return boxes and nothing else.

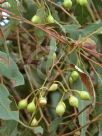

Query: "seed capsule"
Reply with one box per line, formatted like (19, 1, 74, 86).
(69, 95, 78, 108)
(31, 15, 41, 24)
(63, 0, 72, 9)
(70, 71, 79, 82)
(48, 83, 58, 92)
(27, 101, 36, 113)
(39, 97, 47, 106)
(56, 101, 66, 116)
(31, 118, 38, 127)
(18, 99, 27, 109)
(78, 91, 90, 100)
(47, 14, 55, 23)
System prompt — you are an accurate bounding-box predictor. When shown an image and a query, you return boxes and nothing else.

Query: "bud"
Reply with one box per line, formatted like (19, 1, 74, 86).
(56, 101, 66, 116)
(31, 15, 41, 24)
(47, 14, 55, 23)
(77, 91, 90, 100)
(27, 101, 36, 113)
(63, 0, 72, 9)
(70, 71, 79, 82)
(18, 99, 27, 109)
(48, 83, 58, 91)
(31, 117, 38, 127)
(39, 97, 47, 106)
(69, 95, 78, 108)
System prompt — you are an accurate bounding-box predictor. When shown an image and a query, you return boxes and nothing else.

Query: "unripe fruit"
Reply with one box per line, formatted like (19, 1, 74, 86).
(31, 15, 41, 24)
(39, 97, 47, 106)
(63, 0, 72, 9)
(47, 14, 55, 23)
(31, 118, 38, 127)
(69, 95, 78, 108)
(77, 91, 90, 100)
(76, 0, 88, 6)
(48, 83, 58, 91)
(70, 71, 79, 82)
(18, 99, 27, 109)
(27, 101, 36, 113)
(56, 101, 66, 116)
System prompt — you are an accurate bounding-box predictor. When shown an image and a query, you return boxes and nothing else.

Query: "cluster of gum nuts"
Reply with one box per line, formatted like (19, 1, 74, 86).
(31, 0, 88, 24)
(18, 71, 91, 127)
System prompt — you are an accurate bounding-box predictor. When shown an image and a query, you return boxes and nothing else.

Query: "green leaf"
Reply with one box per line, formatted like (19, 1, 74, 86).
(0, 84, 19, 121)
(34, 126, 43, 135)
(0, 51, 24, 87)
(0, 120, 18, 136)
(95, 78, 102, 136)
(78, 99, 89, 136)
(49, 118, 62, 136)
(80, 22, 102, 36)
(63, 24, 80, 39)
(8, 0, 20, 15)
(69, 65, 92, 136)
(74, 80, 90, 136)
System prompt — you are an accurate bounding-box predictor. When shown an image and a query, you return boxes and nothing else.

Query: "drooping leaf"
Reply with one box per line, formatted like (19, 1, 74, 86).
(0, 51, 24, 87)
(0, 84, 19, 121)
(71, 75, 91, 136)
(77, 82, 90, 136)
(95, 78, 102, 136)
(78, 100, 88, 136)
(70, 64, 96, 107)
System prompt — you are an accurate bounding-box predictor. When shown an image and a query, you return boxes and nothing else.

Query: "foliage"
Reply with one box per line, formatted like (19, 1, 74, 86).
(0, 0, 102, 135)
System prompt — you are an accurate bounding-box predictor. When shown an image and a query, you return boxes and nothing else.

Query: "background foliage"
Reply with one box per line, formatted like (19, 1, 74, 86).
(0, 0, 102, 135)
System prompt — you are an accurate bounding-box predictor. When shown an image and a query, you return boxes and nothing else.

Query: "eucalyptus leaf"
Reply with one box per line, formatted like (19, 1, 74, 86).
(0, 84, 19, 121)
(0, 51, 24, 87)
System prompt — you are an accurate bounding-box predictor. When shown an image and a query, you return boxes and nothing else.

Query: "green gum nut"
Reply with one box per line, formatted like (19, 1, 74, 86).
(69, 95, 78, 108)
(70, 71, 79, 82)
(18, 99, 27, 110)
(77, 91, 90, 100)
(31, 15, 41, 24)
(27, 101, 36, 113)
(39, 97, 47, 106)
(31, 118, 38, 127)
(63, 0, 72, 9)
(47, 14, 55, 23)
(48, 83, 58, 92)
(56, 101, 66, 116)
